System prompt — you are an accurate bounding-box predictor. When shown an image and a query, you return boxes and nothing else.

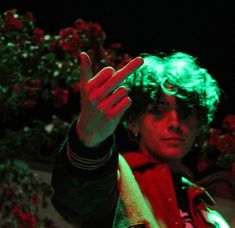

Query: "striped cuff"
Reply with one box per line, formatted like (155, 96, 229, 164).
(66, 117, 115, 170)
(67, 145, 113, 170)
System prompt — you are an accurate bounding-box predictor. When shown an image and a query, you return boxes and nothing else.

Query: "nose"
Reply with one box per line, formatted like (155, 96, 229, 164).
(168, 110, 182, 132)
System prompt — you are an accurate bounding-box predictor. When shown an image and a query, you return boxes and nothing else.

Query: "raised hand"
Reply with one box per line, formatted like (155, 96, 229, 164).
(76, 52, 143, 147)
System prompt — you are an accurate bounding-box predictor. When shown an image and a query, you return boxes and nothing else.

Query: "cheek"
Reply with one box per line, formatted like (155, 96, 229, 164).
(139, 121, 163, 145)
(184, 122, 199, 145)
(190, 129, 199, 142)
(185, 116, 199, 132)
(140, 119, 158, 138)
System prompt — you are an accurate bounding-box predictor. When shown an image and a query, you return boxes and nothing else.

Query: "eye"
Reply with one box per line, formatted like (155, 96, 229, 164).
(179, 109, 191, 119)
(147, 105, 165, 119)
(178, 104, 195, 119)
(148, 106, 159, 114)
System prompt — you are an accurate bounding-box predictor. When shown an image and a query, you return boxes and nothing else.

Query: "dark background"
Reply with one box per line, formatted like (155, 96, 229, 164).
(1, 0, 235, 123)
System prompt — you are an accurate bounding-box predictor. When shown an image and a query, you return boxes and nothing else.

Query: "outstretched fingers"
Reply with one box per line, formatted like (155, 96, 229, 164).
(109, 96, 132, 118)
(117, 56, 144, 78)
(100, 57, 143, 99)
(85, 67, 115, 93)
(96, 87, 132, 118)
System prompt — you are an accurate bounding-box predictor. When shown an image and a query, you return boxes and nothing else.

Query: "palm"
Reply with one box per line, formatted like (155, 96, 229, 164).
(77, 52, 143, 147)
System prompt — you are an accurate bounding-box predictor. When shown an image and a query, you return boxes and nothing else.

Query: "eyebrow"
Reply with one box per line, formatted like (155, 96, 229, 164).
(158, 101, 170, 105)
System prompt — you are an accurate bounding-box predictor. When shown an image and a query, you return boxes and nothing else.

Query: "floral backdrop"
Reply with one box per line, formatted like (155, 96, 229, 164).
(0, 8, 133, 227)
(0, 9, 133, 162)
(0, 8, 235, 227)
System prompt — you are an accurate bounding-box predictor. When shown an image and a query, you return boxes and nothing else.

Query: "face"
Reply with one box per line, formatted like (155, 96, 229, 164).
(130, 94, 200, 161)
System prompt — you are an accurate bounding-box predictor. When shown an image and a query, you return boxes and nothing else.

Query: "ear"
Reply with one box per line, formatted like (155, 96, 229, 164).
(196, 123, 206, 136)
(127, 121, 140, 136)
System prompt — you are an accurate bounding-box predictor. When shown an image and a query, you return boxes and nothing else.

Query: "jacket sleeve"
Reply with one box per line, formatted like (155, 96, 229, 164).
(50, 118, 119, 226)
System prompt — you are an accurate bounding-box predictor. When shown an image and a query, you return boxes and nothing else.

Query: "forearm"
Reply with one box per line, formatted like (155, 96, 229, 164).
(51, 119, 118, 225)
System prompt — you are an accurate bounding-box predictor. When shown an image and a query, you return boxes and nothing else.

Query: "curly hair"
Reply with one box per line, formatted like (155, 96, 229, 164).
(121, 51, 221, 131)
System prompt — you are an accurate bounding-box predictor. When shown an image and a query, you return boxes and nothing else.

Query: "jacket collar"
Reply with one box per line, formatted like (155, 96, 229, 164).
(123, 151, 215, 206)
(123, 152, 158, 169)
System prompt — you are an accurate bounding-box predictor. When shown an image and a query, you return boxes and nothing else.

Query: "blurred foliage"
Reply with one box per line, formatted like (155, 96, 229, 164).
(0, 8, 134, 227)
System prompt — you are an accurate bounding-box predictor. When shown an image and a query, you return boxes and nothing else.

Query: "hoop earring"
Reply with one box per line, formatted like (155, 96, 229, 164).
(127, 129, 140, 144)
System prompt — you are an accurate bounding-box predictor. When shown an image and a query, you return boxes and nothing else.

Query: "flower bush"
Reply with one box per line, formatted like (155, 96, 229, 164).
(195, 114, 235, 178)
(0, 160, 57, 228)
(0, 8, 133, 162)
(0, 8, 133, 227)
(0, 115, 70, 163)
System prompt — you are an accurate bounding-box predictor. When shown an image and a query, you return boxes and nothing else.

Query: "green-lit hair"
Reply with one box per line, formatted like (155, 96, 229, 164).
(121, 51, 221, 130)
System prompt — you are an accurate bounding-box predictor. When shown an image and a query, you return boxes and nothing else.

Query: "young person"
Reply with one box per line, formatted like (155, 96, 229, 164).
(51, 51, 230, 227)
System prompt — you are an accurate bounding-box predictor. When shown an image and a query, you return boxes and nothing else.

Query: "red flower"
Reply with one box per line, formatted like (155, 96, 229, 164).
(48, 39, 60, 51)
(89, 23, 104, 38)
(31, 195, 40, 206)
(223, 114, 235, 136)
(71, 82, 81, 93)
(20, 211, 37, 228)
(24, 11, 36, 22)
(51, 87, 69, 107)
(11, 204, 22, 216)
(59, 27, 81, 57)
(216, 134, 235, 154)
(12, 204, 37, 228)
(208, 128, 221, 146)
(74, 19, 89, 31)
(3, 10, 24, 30)
(33, 27, 45, 43)
(59, 27, 79, 43)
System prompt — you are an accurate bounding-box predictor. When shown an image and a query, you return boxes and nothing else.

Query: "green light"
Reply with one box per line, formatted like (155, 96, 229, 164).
(201, 208, 230, 228)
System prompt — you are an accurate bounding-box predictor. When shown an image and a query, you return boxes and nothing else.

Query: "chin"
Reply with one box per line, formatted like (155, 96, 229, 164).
(160, 149, 187, 159)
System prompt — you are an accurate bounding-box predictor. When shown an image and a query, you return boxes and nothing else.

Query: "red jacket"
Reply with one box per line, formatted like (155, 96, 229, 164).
(114, 152, 229, 228)
(51, 126, 229, 227)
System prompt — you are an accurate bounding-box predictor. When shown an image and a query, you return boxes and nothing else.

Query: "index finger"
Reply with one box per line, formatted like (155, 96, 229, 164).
(80, 52, 93, 82)
(117, 56, 144, 79)
(104, 56, 144, 93)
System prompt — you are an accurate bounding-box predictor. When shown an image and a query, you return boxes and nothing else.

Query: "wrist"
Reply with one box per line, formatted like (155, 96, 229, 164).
(76, 119, 101, 148)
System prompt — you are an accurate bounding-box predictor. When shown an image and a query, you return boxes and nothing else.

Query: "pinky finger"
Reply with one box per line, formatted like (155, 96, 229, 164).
(108, 96, 132, 118)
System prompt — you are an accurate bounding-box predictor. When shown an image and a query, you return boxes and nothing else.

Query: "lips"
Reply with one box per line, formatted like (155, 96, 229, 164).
(162, 137, 185, 143)
(164, 137, 184, 140)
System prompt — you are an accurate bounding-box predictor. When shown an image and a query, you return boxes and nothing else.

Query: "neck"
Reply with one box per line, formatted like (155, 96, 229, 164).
(140, 145, 182, 174)
(163, 158, 182, 173)
(141, 148, 182, 173)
